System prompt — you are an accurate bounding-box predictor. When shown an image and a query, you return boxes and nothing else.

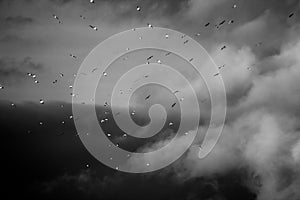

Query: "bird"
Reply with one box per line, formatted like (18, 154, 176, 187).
(52, 14, 59, 20)
(219, 20, 226, 26)
(228, 20, 234, 24)
(89, 25, 98, 31)
(70, 54, 77, 58)
(91, 67, 99, 73)
(52, 14, 62, 23)
(147, 23, 153, 28)
(289, 13, 294, 18)
(147, 55, 153, 60)
(218, 64, 225, 69)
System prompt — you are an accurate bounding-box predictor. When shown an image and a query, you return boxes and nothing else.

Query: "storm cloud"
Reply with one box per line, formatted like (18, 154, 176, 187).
(1, 0, 300, 200)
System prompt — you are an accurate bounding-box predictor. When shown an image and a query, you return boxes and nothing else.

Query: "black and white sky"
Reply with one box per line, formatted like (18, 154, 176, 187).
(1, 0, 300, 200)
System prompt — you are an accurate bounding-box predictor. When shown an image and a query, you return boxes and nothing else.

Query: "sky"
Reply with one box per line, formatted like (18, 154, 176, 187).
(1, 0, 300, 200)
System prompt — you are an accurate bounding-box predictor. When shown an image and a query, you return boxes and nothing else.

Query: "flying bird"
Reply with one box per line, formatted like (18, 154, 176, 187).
(145, 95, 151, 100)
(91, 67, 99, 73)
(147, 55, 153, 60)
(52, 14, 59, 20)
(89, 25, 98, 31)
(147, 23, 153, 28)
(52, 14, 62, 23)
(228, 20, 234, 24)
(70, 54, 77, 58)
(218, 64, 225, 69)
(219, 20, 226, 26)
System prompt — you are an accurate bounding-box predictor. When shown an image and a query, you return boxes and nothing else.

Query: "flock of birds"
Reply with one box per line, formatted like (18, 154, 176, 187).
(0, 0, 296, 113)
(0, 0, 297, 168)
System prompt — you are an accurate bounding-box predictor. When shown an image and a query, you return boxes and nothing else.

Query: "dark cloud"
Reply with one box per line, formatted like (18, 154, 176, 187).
(108, 0, 189, 19)
(4, 15, 33, 25)
(31, 168, 256, 200)
(0, 56, 44, 85)
(6, 0, 189, 22)
(49, 0, 72, 5)
(51, 0, 188, 14)
(0, 35, 23, 43)
(0, 0, 300, 199)
(0, 15, 34, 31)
(0, 101, 257, 200)
(0, 34, 41, 46)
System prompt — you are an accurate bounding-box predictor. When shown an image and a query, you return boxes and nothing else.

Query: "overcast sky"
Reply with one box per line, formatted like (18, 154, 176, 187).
(0, 0, 299, 103)
(1, 0, 300, 200)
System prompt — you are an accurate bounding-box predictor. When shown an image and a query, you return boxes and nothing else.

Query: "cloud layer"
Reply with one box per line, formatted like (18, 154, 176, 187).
(1, 0, 300, 200)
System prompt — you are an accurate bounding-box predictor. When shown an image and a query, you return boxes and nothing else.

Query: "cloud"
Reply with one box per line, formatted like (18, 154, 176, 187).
(173, 33, 300, 200)
(0, 15, 34, 31)
(4, 15, 34, 25)
(292, 140, 300, 164)
(2, 0, 188, 24)
(0, 101, 256, 200)
(234, 38, 300, 118)
(116, 23, 300, 200)
(0, 56, 44, 85)
(1, 0, 300, 199)
(186, 0, 227, 19)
